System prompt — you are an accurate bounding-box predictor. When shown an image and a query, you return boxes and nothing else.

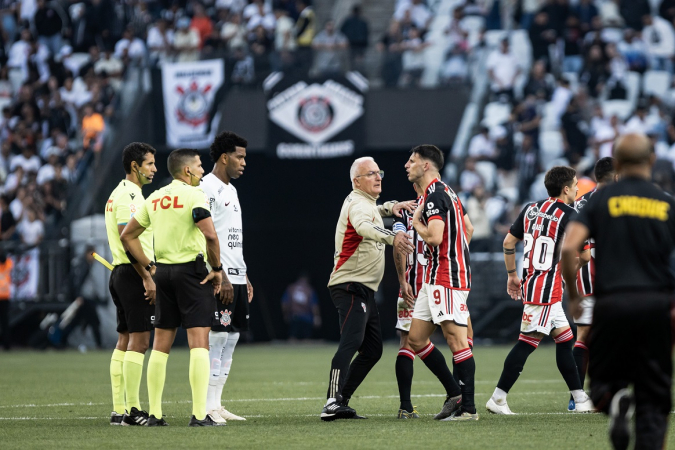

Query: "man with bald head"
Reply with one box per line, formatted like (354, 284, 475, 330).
(321, 156, 415, 421)
(562, 134, 675, 450)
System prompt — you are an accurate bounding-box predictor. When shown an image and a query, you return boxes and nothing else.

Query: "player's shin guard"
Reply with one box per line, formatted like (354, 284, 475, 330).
(573, 341, 588, 388)
(207, 331, 227, 411)
(453, 348, 476, 413)
(110, 349, 126, 414)
(417, 342, 461, 398)
(497, 336, 539, 393)
(554, 330, 582, 391)
(147, 350, 169, 418)
(189, 348, 210, 421)
(395, 348, 415, 412)
(123, 351, 145, 411)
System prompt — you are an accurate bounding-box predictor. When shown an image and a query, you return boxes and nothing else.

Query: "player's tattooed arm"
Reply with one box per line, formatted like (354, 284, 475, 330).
(503, 233, 521, 301)
(393, 245, 414, 307)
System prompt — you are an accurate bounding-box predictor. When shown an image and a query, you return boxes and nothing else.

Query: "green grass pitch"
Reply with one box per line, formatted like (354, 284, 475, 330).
(0, 344, 673, 449)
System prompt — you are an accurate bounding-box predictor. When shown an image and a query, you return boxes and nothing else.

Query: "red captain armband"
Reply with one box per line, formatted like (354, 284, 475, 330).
(427, 215, 443, 222)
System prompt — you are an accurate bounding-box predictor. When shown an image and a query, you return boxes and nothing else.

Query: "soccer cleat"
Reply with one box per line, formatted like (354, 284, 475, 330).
(146, 415, 168, 427)
(218, 408, 246, 421)
(189, 414, 219, 427)
(397, 407, 420, 419)
(568, 398, 576, 411)
(110, 411, 124, 426)
(609, 389, 634, 450)
(574, 397, 595, 413)
(442, 409, 479, 421)
(320, 400, 357, 421)
(121, 407, 149, 426)
(207, 410, 227, 426)
(486, 397, 516, 415)
(433, 394, 462, 420)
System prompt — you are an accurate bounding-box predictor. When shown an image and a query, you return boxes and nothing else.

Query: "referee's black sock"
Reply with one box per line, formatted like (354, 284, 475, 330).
(416, 342, 461, 398)
(395, 348, 415, 412)
(572, 341, 588, 389)
(453, 348, 476, 413)
(555, 333, 582, 391)
(497, 337, 539, 393)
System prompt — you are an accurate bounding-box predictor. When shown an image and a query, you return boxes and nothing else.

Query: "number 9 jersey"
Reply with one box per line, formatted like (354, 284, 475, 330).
(509, 198, 577, 305)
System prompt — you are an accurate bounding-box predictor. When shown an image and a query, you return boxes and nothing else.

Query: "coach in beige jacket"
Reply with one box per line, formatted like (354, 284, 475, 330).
(321, 157, 414, 422)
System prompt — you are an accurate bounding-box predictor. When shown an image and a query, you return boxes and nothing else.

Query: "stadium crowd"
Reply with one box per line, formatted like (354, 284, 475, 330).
(441, 0, 675, 252)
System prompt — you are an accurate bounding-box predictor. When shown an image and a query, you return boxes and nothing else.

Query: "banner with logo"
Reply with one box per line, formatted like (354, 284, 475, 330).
(264, 71, 368, 158)
(11, 248, 39, 300)
(162, 60, 224, 148)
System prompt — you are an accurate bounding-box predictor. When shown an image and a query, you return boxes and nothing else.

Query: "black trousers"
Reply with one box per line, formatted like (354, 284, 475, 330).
(0, 301, 9, 349)
(326, 282, 383, 401)
(589, 292, 673, 450)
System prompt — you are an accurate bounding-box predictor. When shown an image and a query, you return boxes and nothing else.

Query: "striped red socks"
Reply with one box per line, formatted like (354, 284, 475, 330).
(573, 341, 588, 388)
(395, 348, 415, 412)
(416, 342, 461, 398)
(556, 330, 582, 391)
(453, 348, 476, 412)
(497, 338, 538, 393)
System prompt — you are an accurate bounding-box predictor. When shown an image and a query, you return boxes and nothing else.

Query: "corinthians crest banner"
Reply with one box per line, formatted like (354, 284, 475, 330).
(162, 60, 224, 148)
(264, 72, 368, 158)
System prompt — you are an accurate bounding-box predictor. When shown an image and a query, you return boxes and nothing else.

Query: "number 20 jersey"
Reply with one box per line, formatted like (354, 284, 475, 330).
(509, 198, 576, 305)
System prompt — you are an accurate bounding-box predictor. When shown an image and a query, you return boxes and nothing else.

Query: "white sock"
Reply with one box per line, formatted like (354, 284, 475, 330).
(217, 332, 239, 406)
(207, 331, 228, 411)
(571, 389, 588, 403)
(326, 397, 336, 406)
(492, 387, 508, 403)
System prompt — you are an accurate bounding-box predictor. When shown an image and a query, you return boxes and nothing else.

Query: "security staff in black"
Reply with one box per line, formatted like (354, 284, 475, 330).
(562, 133, 675, 450)
(121, 149, 224, 427)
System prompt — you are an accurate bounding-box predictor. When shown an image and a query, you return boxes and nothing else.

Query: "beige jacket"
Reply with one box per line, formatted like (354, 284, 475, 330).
(328, 189, 398, 291)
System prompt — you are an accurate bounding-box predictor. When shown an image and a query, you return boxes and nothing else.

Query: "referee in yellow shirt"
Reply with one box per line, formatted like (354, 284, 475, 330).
(104, 142, 157, 426)
(121, 148, 223, 427)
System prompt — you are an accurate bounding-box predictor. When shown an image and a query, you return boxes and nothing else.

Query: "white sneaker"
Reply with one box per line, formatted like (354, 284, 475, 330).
(207, 410, 227, 426)
(573, 397, 595, 413)
(218, 408, 246, 421)
(486, 397, 516, 415)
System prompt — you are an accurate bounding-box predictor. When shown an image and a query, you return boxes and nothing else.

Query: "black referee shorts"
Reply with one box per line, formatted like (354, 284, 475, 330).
(109, 264, 154, 333)
(588, 291, 673, 415)
(154, 261, 217, 329)
(212, 284, 249, 332)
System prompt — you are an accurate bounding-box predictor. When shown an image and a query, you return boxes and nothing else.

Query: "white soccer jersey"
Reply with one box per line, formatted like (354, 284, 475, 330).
(201, 173, 247, 285)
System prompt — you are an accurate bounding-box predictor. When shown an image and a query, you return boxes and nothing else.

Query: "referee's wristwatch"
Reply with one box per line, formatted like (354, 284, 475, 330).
(145, 261, 156, 272)
(212, 265, 223, 272)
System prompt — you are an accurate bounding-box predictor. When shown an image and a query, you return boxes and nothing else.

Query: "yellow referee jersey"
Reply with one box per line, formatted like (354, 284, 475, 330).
(105, 180, 154, 266)
(134, 180, 211, 265)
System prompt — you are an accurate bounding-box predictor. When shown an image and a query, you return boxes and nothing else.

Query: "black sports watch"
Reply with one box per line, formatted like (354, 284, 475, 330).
(145, 261, 156, 272)
(212, 265, 223, 272)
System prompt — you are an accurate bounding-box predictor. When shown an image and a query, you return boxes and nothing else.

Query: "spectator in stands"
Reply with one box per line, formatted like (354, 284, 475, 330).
(249, 25, 273, 82)
(400, 27, 429, 88)
(82, 0, 115, 52)
(378, 20, 404, 88)
(642, 14, 675, 73)
(221, 13, 248, 52)
(114, 28, 147, 66)
(486, 38, 521, 102)
(0, 249, 12, 350)
(524, 60, 554, 100)
(460, 157, 483, 193)
(34, 0, 64, 58)
(440, 42, 469, 84)
(81, 104, 105, 153)
(272, 7, 297, 72)
(562, 14, 583, 74)
(529, 11, 556, 66)
(517, 0, 542, 31)
(464, 185, 492, 252)
(661, 0, 675, 24)
(230, 45, 256, 86)
(282, 273, 321, 341)
(394, 0, 432, 35)
(312, 20, 348, 78)
(516, 134, 539, 202)
(295, 0, 316, 76)
(580, 44, 609, 98)
(340, 5, 369, 73)
(247, 0, 276, 32)
(192, 3, 214, 47)
(624, 102, 650, 135)
(11, 144, 41, 173)
(573, 0, 598, 34)
(619, 0, 650, 31)
(7, 29, 33, 91)
(468, 126, 496, 161)
(560, 96, 587, 165)
(0, 195, 16, 241)
(147, 18, 175, 66)
(516, 95, 542, 144)
(617, 29, 648, 73)
(17, 206, 44, 247)
(174, 17, 201, 62)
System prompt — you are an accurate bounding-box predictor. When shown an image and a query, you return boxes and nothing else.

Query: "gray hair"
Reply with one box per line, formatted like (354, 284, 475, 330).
(350, 156, 375, 188)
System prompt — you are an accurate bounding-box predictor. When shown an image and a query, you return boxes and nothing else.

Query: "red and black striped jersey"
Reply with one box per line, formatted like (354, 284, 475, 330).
(510, 198, 576, 305)
(574, 190, 595, 297)
(421, 179, 471, 290)
(393, 196, 426, 298)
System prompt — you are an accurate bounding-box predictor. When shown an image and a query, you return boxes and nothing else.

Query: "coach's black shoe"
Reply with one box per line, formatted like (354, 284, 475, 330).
(609, 389, 634, 450)
(320, 401, 357, 421)
(122, 407, 149, 426)
(110, 411, 124, 426)
(146, 415, 169, 427)
(189, 414, 219, 427)
(434, 394, 462, 420)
